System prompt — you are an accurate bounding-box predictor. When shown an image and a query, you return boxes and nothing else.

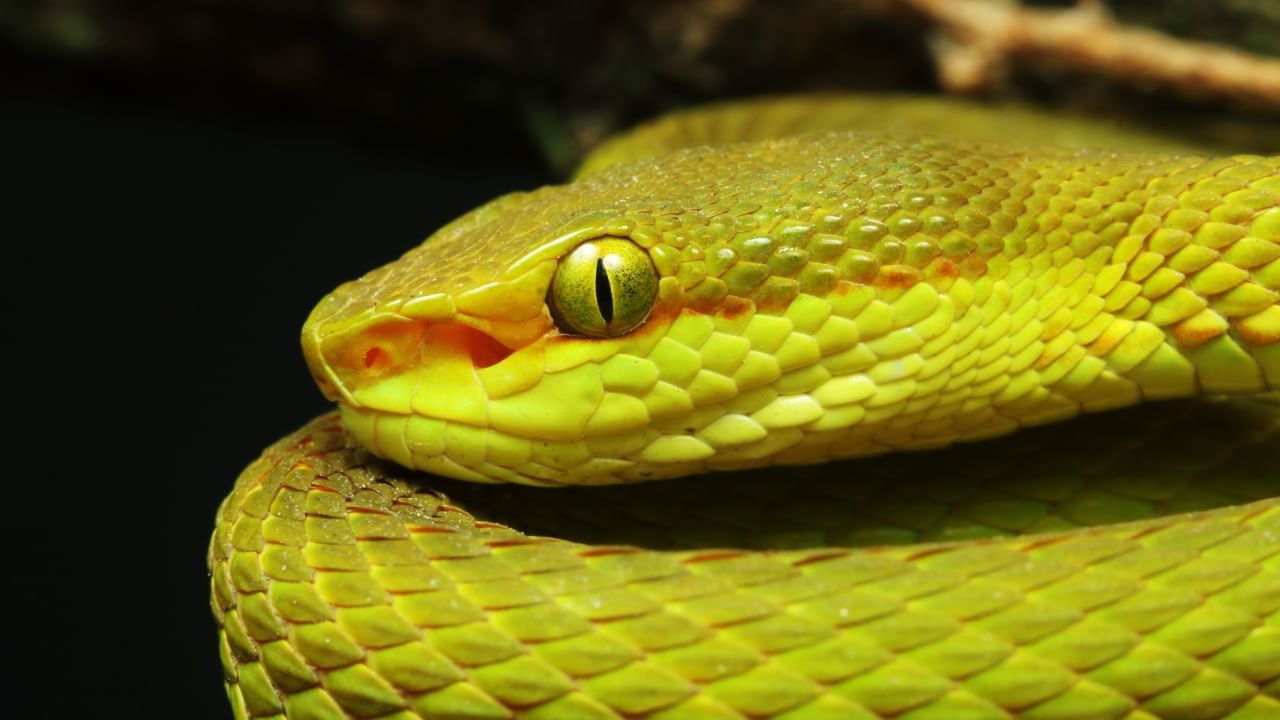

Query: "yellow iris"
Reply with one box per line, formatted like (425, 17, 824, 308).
(549, 237, 658, 337)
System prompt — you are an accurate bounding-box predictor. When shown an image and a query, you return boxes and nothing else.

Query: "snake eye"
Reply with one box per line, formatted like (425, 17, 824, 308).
(550, 237, 658, 337)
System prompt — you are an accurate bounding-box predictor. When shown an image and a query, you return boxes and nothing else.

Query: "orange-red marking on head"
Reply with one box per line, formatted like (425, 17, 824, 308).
(712, 295, 754, 320)
(874, 264, 923, 289)
(925, 257, 959, 281)
(961, 254, 988, 278)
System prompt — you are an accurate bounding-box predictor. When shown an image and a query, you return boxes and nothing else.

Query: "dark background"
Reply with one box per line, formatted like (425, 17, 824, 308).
(5, 2, 1276, 717)
(7, 61, 553, 720)
(8, 74, 547, 716)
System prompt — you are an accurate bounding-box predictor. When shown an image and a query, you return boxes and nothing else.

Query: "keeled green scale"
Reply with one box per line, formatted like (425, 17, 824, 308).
(214, 96, 1279, 719)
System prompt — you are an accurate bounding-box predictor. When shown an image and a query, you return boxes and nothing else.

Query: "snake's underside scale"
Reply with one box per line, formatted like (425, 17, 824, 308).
(211, 97, 1280, 719)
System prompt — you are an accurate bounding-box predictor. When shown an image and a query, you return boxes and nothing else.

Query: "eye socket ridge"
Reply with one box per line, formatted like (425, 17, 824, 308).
(549, 237, 658, 338)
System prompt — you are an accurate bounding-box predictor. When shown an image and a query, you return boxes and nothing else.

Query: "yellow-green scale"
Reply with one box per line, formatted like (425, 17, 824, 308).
(213, 403, 1279, 719)
(324, 131, 1276, 485)
(218, 96, 1280, 719)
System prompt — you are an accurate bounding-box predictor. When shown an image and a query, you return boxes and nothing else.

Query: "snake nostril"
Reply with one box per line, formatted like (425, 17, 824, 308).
(363, 346, 390, 371)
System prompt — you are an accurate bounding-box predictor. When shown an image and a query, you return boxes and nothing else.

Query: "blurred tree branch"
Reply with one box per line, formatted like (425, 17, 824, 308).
(3, 1, 1277, 168)
(898, 0, 1280, 110)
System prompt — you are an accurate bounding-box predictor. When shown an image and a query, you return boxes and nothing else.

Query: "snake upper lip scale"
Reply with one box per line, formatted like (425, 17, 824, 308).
(212, 95, 1280, 719)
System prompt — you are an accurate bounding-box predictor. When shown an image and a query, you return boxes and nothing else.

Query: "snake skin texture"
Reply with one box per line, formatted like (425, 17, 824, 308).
(303, 124, 1277, 486)
(211, 402, 1278, 719)
(213, 97, 1279, 718)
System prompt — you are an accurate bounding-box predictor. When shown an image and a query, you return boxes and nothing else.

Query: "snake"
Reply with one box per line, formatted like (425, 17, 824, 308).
(210, 95, 1280, 719)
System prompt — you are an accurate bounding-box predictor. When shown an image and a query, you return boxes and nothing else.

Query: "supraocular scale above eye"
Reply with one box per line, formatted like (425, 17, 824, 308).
(550, 237, 658, 337)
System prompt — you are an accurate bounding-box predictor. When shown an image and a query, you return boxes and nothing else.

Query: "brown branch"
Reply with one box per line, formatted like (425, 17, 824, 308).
(898, 0, 1280, 111)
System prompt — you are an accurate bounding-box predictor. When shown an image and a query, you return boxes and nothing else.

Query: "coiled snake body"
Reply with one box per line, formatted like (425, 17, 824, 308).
(211, 97, 1279, 719)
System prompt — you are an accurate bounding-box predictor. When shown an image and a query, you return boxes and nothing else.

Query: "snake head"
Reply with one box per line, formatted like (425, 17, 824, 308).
(301, 174, 709, 486)
(300, 137, 990, 487)
(303, 131, 1279, 487)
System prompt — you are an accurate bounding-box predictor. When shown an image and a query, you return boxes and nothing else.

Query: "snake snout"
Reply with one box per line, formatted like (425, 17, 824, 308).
(302, 315, 518, 411)
(301, 316, 424, 405)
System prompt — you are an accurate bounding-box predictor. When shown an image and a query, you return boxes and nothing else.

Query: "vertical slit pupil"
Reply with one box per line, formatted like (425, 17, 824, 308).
(595, 258, 614, 324)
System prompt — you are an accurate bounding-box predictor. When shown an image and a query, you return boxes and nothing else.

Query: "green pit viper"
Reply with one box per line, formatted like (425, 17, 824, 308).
(210, 95, 1280, 720)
